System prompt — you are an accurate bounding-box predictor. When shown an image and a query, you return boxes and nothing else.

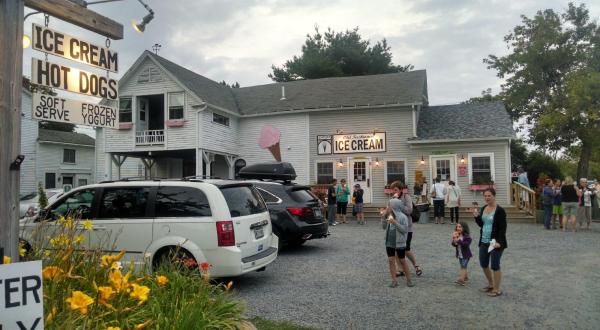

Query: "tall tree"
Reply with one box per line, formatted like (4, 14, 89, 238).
(484, 3, 600, 180)
(269, 27, 413, 82)
(462, 88, 504, 104)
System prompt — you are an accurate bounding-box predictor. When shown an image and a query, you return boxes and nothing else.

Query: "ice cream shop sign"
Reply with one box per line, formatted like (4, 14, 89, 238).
(318, 132, 386, 154)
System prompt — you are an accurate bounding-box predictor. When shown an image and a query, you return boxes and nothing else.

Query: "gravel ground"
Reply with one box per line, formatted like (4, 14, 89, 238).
(232, 219, 600, 330)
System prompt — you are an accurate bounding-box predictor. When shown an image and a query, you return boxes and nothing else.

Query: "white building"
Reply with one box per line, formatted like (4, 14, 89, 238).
(96, 51, 515, 206)
(21, 89, 96, 194)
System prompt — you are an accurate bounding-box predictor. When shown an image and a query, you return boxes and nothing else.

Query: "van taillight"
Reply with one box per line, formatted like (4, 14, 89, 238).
(287, 207, 313, 217)
(216, 221, 235, 246)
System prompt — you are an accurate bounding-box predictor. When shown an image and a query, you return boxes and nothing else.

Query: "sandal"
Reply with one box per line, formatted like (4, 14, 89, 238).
(396, 271, 405, 277)
(415, 266, 423, 277)
(487, 291, 503, 297)
(479, 286, 493, 293)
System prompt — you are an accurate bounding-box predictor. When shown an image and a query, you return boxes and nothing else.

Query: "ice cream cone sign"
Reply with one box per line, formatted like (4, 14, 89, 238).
(259, 125, 282, 161)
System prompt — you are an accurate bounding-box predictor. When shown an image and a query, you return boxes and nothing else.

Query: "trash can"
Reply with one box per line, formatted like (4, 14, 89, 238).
(416, 203, 430, 224)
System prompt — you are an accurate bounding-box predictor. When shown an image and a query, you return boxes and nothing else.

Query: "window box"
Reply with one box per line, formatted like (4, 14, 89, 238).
(166, 119, 185, 127)
(468, 184, 496, 191)
(119, 122, 133, 129)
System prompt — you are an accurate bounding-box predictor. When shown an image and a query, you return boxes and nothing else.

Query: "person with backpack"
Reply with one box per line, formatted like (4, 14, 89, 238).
(390, 181, 423, 278)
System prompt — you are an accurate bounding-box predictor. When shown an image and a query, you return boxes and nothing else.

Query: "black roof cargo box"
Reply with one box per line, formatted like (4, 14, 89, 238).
(238, 162, 297, 181)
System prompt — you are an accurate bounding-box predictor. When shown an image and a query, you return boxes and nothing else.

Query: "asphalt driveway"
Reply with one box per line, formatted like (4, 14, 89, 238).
(233, 220, 600, 329)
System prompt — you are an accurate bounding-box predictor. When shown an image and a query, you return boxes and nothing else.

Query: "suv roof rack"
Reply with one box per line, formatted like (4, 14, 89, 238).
(99, 177, 164, 184)
(238, 162, 296, 182)
(180, 175, 222, 181)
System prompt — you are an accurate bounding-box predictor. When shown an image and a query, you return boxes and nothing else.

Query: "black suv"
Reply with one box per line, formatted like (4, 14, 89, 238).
(239, 163, 329, 247)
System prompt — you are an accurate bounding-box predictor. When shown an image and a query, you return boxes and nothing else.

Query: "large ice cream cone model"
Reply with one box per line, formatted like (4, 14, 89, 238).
(259, 125, 282, 161)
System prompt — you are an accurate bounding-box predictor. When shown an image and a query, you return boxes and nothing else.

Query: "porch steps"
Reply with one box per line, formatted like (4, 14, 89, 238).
(361, 206, 536, 223)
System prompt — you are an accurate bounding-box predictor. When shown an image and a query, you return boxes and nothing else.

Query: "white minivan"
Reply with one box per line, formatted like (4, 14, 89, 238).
(20, 179, 278, 277)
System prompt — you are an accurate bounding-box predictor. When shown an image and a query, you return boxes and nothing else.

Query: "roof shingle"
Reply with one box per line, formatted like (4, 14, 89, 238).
(412, 102, 515, 141)
(38, 129, 95, 146)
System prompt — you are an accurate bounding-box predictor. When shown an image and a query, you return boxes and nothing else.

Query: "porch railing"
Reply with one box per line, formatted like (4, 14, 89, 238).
(510, 182, 536, 215)
(135, 130, 164, 145)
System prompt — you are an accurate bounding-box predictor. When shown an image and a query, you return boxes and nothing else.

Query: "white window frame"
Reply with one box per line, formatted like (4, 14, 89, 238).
(168, 92, 185, 120)
(468, 152, 495, 184)
(119, 97, 132, 123)
(315, 161, 336, 185)
(384, 158, 408, 186)
(212, 112, 230, 127)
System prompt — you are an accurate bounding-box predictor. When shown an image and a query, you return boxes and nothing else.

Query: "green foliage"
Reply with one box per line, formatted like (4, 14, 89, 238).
(510, 139, 529, 170)
(38, 182, 48, 209)
(462, 88, 504, 104)
(269, 26, 413, 82)
(219, 81, 240, 88)
(484, 3, 600, 178)
(525, 151, 563, 184)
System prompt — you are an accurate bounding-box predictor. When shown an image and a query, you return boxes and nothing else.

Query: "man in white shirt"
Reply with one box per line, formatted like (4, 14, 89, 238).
(430, 177, 448, 224)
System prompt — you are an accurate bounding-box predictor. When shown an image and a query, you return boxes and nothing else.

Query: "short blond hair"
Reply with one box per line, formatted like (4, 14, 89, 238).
(564, 176, 574, 185)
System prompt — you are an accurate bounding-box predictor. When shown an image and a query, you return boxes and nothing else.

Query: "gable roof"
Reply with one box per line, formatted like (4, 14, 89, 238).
(411, 101, 515, 141)
(231, 70, 428, 115)
(38, 129, 95, 146)
(145, 51, 239, 112)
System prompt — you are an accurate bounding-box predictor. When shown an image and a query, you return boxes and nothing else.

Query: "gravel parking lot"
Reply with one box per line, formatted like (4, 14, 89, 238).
(233, 219, 600, 329)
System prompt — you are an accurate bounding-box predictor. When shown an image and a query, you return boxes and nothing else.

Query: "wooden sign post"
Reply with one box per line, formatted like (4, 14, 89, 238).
(0, 0, 123, 261)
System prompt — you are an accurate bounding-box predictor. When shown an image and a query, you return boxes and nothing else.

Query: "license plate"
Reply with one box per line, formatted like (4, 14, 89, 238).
(314, 208, 322, 218)
(254, 227, 264, 239)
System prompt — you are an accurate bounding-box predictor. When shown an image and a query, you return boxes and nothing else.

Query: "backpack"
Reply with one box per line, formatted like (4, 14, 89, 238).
(411, 202, 420, 223)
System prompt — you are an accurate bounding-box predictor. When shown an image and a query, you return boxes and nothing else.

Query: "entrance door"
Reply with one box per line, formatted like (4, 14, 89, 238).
(431, 156, 456, 184)
(349, 158, 371, 204)
(62, 175, 74, 192)
(137, 98, 148, 131)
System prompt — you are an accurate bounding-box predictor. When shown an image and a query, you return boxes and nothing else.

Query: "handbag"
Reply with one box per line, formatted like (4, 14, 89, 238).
(411, 202, 420, 223)
(431, 184, 437, 199)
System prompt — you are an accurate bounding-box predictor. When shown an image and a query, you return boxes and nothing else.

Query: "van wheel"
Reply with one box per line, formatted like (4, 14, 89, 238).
(153, 247, 197, 271)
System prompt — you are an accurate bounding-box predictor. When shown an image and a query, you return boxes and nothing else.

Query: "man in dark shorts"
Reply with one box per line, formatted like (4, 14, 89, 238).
(327, 178, 337, 226)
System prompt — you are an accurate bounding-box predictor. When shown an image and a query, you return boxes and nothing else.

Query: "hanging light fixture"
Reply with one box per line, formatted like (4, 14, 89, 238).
(132, 0, 155, 33)
(338, 159, 344, 167)
(375, 157, 380, 166)
(22, 35, 31, 48)
(420, 156, 425, 165)
(460, 154, 465, 164)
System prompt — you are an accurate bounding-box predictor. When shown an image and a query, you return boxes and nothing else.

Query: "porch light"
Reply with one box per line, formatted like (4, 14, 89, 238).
(23, 35, 31, 48)
(420, 156, 425, 165)
(460, 154, 465, 164)
(338, 159, 344, 167)
(375, 157, 380, 166)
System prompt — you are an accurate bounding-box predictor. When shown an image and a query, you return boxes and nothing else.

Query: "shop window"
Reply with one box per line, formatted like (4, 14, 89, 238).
(168, 92, 184, 120)
(98, 187, 151, 219)
(385, 160, 406, 185)
(63, 149, 76, 164)
(137, 67, 163, 84)
(119, 97, 132, 123)
(213, 112, 230, 126)
(45, 173, 56, 189)
(353, 161, 366, 181)
(435, 159, 451, 181)
(316, 162, 334, 184)
(78, 179, 88, 187)
(469, 153, 495, 184)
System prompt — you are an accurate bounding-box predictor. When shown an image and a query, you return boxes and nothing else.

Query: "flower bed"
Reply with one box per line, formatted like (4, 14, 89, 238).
(9, 216, 246, 329)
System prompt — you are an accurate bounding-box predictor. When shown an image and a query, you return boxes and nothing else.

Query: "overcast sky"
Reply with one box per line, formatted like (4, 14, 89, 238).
(23, 0, 600, 106)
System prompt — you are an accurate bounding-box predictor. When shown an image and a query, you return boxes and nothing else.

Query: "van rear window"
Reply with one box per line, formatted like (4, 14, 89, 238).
(220, 186, 267, 218)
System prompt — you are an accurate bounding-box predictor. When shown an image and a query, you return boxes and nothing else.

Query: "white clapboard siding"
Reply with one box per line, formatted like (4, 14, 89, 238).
(199, 110, 239, 155)
(409, 140, 511, 206)
(20, 91, 39, 194)
(309, 106, 414, 204)
(105, 58, 202, 152)
(238, 113, 310, 184)
(36, 143, 95, 188)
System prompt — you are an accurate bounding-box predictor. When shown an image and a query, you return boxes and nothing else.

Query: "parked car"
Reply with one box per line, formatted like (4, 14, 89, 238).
(238, 162, 329, 247)
(20, 179, 278, 277)
(19, 188, 64, 218)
